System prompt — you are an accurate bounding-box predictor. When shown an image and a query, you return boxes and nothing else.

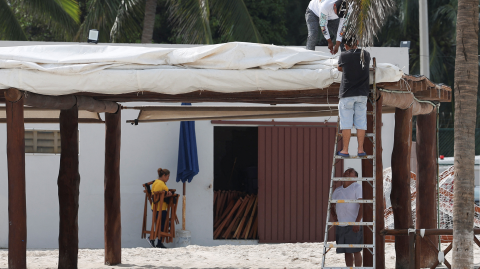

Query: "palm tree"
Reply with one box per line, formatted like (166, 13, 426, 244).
(452, 0, 479, 267)
(0, 0, 80, 41)
(141, 0, 157, 43)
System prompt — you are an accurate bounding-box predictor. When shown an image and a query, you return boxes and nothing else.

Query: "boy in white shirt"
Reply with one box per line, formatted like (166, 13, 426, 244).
(305, 0, 349, 53)
(331, 168, 363, 267)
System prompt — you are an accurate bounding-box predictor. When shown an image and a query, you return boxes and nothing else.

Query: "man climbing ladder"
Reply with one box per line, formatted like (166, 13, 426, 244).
(322, 35, 377, 268)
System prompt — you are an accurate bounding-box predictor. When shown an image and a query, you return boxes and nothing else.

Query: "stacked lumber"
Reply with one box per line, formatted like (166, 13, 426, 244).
(214, 190, 258, 239)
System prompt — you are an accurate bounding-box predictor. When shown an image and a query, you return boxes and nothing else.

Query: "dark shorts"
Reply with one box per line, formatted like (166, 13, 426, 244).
(335, 226, 363, 253)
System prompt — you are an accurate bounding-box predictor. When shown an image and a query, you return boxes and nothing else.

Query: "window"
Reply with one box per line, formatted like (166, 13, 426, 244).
(25, 130, 62, 154)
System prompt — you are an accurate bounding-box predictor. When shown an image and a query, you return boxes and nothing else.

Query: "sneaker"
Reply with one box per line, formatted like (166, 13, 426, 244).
(145, 237, 155, 248)
(156, 242, 167, 249)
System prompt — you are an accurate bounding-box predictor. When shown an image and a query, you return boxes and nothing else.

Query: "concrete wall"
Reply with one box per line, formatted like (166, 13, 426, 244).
(0, 42, 409, 249)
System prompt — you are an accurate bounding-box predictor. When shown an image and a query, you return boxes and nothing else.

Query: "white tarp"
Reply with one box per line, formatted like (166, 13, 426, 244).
(0, 42, 403, 96)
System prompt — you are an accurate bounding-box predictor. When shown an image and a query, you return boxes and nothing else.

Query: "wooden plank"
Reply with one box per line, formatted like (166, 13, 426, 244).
(234, 196, 255, 239)
(214, 198, 242, 239)
(6, 97, 27, 269)
(58, 105, 80, 269)
(391, 106, 414, 269)
(376, 96, 385, 269)
(290, 128, 298, 241)
(362, 101, 374, 266)
(278, 127, 285, 241)
(104, 110, 122, 265)
(316, 127, 324, 242)
(297, 127, 304, 240)
(258, 127, 266, 242)
(303, 128, 310, 241)
(415, 107, 438, 268)
(284, 128, 291, 242)
(271, 128, 279, 240)
(265, 127, 272, 241)
(223, 197, 249, 238)
(309, 128, 316, 241)
(243, 197, 258, 239)
(322, 128, 330, 242)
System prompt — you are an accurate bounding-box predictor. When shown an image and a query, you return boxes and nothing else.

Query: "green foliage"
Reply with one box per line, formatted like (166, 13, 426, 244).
(242, 0, 286, 45)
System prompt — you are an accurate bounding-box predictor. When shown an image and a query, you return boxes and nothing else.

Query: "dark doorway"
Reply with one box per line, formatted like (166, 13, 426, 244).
(214, 126, 258, 194)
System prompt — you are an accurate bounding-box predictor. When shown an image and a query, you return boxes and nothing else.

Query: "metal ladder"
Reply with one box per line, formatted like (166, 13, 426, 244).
(321, 60, 377, 269)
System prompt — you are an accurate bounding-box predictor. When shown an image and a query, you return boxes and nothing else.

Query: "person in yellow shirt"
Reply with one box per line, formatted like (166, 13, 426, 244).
(147, 168, 172, 248)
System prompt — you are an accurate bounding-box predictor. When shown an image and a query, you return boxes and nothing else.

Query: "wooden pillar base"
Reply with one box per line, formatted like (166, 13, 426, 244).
(58, 105, 80, 269)
(105, 110, 122, 265)
(391, 107, 413, 269)
(6, 97, 27, 269)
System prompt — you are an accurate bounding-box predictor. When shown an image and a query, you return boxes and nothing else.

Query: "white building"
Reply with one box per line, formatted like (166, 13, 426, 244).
(0, 42, 409, 249)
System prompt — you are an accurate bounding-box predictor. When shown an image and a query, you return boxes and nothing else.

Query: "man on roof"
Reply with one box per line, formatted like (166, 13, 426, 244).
(305, 0, 349, 54)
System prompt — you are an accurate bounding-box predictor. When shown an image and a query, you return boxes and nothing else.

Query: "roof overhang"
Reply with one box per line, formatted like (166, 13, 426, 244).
(0, 106, 103, 124)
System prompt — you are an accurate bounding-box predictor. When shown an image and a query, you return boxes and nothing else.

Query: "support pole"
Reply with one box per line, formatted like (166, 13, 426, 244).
(376, 95, 385, 269)
(58, 105, 80, 269)
(6, 96, 26, 269)
(104, 109, 122, 265)
(391, 107, 413, 269)
(415, 107, 438, 267)
(183, 182, 186, 231)
(362, 101, 374, 266)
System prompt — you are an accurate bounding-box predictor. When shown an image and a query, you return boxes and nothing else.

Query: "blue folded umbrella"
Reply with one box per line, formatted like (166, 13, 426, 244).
(176, 103, 199, 183)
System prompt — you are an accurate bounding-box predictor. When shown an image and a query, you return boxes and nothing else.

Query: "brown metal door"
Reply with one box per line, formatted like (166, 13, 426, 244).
(258, 125, 342, 243)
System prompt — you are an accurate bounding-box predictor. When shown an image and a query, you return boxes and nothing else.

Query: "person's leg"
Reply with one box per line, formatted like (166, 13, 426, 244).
(305, 8, 319, 50)
(344, 253, 354, 267)
(156, 210, 168, 248)
(353, 96, 368, 154)
(338, 97, 355, 155)
(354, 251, 363, 266)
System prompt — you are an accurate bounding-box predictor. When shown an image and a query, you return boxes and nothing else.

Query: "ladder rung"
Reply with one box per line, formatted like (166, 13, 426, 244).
(327, 222, 374, 226)
(325, 244, 374, 248)
(338, 133, 375, 137)
(366, 111, 374, 115)
(334, 155, 374, 159)
(332, 177, 374, 181)
(331, 200, 374, 203)
(323, 267, 374, 269)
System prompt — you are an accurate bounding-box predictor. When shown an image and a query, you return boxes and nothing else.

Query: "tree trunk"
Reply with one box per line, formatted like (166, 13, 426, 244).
(141, 0, 158, 43)
(391, 107, 413, 269)
(58, 106, 80, 269)
(416, 108, 438, 268)
(452, 0, 479, 266)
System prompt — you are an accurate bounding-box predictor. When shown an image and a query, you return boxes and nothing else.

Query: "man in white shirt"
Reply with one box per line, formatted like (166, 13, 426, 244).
(331, 168, 363, 267)
(305, 0, 348, 53)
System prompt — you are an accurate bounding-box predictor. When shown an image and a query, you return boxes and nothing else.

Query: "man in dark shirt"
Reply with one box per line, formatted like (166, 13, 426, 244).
(336, 35, 371, 157)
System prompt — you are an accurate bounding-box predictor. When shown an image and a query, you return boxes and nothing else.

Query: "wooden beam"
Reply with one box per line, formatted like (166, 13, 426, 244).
(104, 109, 122, 265)
(6, 96, 27, 269)
(4, 88, 119, 113)
(58, 105, 80, 269)
(391, 106, 413, 269)
(415, 107, 438, 268)
(376, 95, 385, 269)
(362, 101, 374, 266)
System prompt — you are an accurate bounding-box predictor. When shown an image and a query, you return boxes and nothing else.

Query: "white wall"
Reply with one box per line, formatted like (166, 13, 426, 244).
(0, 43, 409, 249)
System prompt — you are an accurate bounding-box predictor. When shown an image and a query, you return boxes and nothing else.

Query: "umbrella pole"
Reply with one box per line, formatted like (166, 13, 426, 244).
(183, 182, 186, 231)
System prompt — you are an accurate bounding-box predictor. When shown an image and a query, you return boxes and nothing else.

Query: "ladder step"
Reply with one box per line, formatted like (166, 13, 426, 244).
(327, 222, 374, 226)
(323, 267, 374, 269)
(334, 155, 374, 159)
(332, 177, 374, 181)
(331, 200, 374, 203)
(338, 133, 375, 137)
(325, 244, 374, 248)
(366, 111, 374, 115)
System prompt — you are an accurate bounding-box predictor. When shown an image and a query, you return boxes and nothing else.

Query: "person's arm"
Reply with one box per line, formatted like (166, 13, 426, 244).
(337, 53, 344, 72)
(333, 18, 346, 55)
(331, 203, 338, 222)
(319, 12, 333, 53)
(352, 184, 363, 233)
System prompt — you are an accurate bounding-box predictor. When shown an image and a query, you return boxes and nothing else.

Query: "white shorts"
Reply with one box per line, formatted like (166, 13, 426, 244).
(338, 96, 368, 130)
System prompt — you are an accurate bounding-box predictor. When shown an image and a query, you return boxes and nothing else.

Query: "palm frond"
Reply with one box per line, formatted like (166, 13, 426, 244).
(21, 0, 80, 40)
(75, 0, 122, 42)
(165, 0, 213, 44)
(210, 0, 263, 43)
(344, 0, 396, 55)
(0, 0, 27, 40)
(110, 0, 144, 43)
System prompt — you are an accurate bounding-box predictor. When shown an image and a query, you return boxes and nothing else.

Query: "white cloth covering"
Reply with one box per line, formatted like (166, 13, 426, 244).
(0, 42, 403, 96)
(332, 182, 363, 226)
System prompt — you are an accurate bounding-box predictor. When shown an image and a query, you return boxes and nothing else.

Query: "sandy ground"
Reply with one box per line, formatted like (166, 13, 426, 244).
(1, 243, 479, 269)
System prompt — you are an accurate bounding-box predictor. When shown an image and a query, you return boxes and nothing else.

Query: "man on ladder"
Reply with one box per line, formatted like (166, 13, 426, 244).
(336, 35, 371, 158)
(331, 168, 363, 267)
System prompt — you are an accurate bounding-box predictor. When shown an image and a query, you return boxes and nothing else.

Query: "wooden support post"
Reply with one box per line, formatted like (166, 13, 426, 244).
(58, 105, 80, 269)
(104, 109, 122, 265)
(183, 182, 186, 231)
(391, 107, 413, 269)
(415, 107, 438, 267)
(375, 95, 385, 269)
(6, 96, 27, 269)
(362, 101, 374, 266)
